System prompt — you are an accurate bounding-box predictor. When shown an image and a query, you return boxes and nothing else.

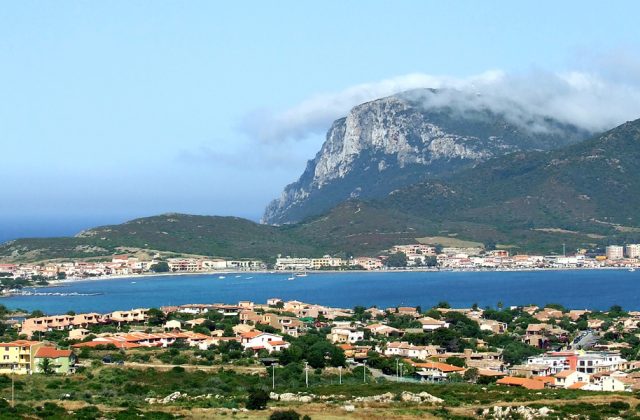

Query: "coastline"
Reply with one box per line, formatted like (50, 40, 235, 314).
(2, 265, 635, 297)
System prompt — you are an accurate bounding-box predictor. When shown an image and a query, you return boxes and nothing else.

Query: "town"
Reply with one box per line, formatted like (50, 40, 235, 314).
(3, 291, 640, 418)
(1, 244, 639, 294)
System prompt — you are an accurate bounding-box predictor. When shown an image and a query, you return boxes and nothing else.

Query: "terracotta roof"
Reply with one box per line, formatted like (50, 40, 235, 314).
(408, 360, 464, 373)
(568, 381, 588, 389)
(267, 341, 287, 346)
(35, 347, 72, 358)
(555, 369, 576, 379)
(496, 376, 545, 390)
(241, 331, 263, 339)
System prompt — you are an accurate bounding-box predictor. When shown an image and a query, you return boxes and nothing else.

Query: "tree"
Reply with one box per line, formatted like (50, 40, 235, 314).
(246, 388, 270, 410)
(424, 256, 438, 267)
(150, 262, 170, 273)
(463, 367, 479, 383)
(39, 357, 54, 375)
(386, 252, 407, 268)
(146, 308, 166, 325)
(445, 356, 466, 368)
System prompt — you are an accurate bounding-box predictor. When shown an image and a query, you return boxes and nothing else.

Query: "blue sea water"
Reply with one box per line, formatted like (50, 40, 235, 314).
(2, 269, 639, 315)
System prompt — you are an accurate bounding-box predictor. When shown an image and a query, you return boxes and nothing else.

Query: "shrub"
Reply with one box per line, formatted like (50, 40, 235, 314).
(246, 388, 270, 410)
(269, 410, 301, 420)
(610, 401, 630, 411)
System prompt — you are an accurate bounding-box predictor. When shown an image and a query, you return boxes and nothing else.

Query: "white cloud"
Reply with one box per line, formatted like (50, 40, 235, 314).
(243, 69, 640, 142)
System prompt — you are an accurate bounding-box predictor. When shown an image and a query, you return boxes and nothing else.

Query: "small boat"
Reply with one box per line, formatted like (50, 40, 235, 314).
(218, 276, 226, 279)
(287, 275, 295, 280)
(630, 268, 636, 273)
(295, 272, 308, 277)
(130, 281, 136, 284)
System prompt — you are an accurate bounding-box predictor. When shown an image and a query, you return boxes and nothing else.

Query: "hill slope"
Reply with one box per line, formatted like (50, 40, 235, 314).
(346, 118, 640, 251)
(263, 89, 590, 225)
(0, 214, 319, 262)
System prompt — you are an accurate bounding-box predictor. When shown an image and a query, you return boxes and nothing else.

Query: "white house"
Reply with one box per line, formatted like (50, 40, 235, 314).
(240, 331, 289, 353)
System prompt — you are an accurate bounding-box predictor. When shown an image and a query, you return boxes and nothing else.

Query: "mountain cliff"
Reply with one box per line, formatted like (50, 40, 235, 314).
(263, 89, 589, 224)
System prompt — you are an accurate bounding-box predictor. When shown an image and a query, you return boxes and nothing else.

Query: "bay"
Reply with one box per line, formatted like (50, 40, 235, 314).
(3, 269, 639, 315)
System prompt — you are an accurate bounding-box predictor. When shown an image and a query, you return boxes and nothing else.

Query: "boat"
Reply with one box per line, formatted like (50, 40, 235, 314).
(130, 281, 136, 284)
(295, 271, 308, 277)
(235, 275, 241, 278)
(218, 275, 226, 279)
(630, 268, 636, 272)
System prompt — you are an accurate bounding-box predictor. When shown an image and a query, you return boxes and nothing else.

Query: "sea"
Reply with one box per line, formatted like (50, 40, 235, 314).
(2, 269, 639, 315)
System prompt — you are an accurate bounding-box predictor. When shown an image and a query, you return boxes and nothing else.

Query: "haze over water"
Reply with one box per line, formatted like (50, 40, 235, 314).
(4, 269, 639, 314)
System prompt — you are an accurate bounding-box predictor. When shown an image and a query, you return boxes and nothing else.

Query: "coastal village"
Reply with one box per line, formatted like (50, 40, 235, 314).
(4, 295, 640, 397)
(1, 243, 639, 289)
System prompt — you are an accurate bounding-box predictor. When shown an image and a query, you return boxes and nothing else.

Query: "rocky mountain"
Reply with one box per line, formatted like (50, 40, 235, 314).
(304, 117, 640, 253)
(263, 89, 590, 224)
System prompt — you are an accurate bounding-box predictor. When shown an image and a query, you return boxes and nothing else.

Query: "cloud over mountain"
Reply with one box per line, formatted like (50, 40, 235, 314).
(244, 69, 640, 143)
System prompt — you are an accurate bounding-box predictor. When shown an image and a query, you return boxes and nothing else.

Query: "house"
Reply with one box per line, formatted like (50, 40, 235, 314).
(382, 342, 442, 360)
(553, 369, 590, 388)
(34, 347, 75, 374)
(164, 320, 182, 331)
(509, 364, 552, 378)
(419, 317, 450, 331)
(0, 340, 44, 374)
(478, 319, 507, 334)
(240, 332, 289, 353)
(365, 323, 402, 337)
(327, 327, 364, 344)
(68, 328, 90, 341)
(408, 360, 465, 382)
(584, 372, 629, 392)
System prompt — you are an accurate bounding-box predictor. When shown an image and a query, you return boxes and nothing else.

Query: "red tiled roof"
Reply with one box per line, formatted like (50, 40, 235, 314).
(496, 376, 545, 390)
(568, 381, 588, 389)
(407, 360, 464, 373)
(35, 347, 72, 358)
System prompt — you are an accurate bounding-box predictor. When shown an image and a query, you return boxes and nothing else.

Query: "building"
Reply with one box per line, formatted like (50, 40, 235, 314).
(408, 360, 465, 382)
(327, 327, 364, 344)
(239, 331, 290, 353)
(34, 347, 75, 374)
(626, 244, 640, 259)
(0, 340, 45, 374)
(274, 257, 312, 271)
(606, 245, 624, 260)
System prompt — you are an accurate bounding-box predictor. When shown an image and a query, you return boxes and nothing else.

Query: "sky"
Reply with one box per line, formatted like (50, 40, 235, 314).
(2, 1, 640, 242)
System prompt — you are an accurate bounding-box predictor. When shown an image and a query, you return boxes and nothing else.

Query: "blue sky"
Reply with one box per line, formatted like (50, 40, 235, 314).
(2, 1, 640, 241)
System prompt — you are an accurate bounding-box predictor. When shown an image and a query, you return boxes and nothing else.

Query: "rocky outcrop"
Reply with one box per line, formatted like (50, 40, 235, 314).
(263, 89, 589, 225)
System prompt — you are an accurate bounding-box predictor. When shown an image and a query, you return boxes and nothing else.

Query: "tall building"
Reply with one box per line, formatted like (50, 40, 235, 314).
(626, 244, 640, 259)
(606, 245, 624, 260)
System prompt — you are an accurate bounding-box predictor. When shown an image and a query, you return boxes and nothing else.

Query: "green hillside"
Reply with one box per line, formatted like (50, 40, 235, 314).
(376, 118, 640, 251)
(0, 214, 320, 262)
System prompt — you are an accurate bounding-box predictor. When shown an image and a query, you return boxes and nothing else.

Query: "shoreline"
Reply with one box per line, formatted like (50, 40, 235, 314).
(1, 265, 635, 296)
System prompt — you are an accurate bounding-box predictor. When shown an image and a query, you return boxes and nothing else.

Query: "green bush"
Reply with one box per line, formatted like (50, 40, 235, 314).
(246, 388, 270, 410)
(269, 410, 301, 420)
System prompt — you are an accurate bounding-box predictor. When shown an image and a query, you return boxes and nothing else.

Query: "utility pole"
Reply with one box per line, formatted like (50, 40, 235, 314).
(272, 364, 276, 390)
(11, 364, 15, 408)
(338, 365, 342, 384)
(363, 360, 366, 383)
(304, 362, 309, 388)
